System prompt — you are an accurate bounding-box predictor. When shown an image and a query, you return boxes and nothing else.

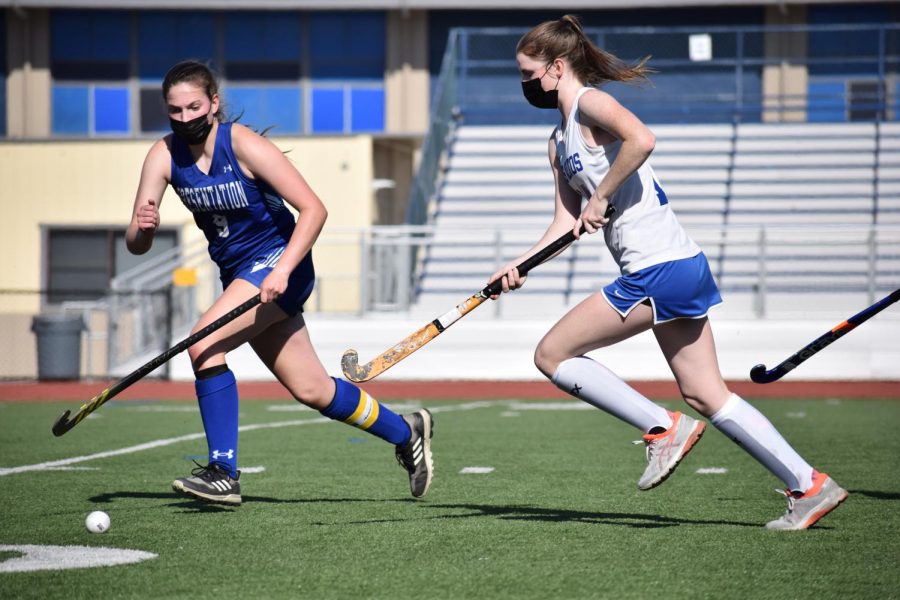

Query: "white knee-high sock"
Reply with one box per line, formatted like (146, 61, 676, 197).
(552, 356, 673, 432)
(709, 393, 814, 492)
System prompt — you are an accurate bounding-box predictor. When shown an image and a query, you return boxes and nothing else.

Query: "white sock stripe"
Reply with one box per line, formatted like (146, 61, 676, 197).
(351, 394, 375, 427)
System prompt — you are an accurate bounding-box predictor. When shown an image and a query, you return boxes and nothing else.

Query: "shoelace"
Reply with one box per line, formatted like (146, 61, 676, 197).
(189, 460, 228, 480)
(774, 489, 796, 514)
(189, 460, 211, 478)
(632, 439, 657, 462)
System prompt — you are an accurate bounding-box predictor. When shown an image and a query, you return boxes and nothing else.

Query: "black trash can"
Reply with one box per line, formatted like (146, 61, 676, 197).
(31, 313, 85, 380)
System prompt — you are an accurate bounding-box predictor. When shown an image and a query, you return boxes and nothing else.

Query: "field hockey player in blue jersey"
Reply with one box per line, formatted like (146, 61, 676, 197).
(126, 61, 433, 505)
(488, 16, 846, 530)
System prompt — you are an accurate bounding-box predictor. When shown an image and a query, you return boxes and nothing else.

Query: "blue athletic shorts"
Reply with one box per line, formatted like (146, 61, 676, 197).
(225, 247, 315, 318)
(602, 252, 722, 324)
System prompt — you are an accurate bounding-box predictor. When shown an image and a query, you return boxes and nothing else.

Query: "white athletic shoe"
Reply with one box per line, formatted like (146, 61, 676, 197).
(637, 411, 706, 491)
(766, 471, 848, 530)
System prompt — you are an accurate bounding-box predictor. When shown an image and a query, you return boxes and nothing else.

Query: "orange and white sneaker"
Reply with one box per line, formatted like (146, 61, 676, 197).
(636, 411, 706, 491)
(765, 470, 848, 530)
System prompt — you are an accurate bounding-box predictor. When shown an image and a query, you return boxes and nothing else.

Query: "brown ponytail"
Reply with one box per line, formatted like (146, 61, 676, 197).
(517, 14, 653, 85)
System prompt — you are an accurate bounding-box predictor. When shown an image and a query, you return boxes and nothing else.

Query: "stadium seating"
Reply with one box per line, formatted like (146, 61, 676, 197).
(412, 122, 900, 318)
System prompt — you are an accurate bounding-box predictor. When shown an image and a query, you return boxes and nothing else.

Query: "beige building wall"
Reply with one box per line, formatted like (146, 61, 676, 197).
(6, 8, 51, 138)
(1, 135, 374, 316)
(763, 4, 809, 123)
(385, 9, 430, 135)
(1, 135, 374, 378)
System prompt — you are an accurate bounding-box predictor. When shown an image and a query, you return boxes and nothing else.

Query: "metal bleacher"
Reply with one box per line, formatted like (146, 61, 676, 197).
(412, 121, 900, 318)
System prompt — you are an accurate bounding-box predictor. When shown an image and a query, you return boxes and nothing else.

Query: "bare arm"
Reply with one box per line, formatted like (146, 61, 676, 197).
(126, 138, 170, 255)
(231, 124, 328, 302)
(575, 88, 655, 237)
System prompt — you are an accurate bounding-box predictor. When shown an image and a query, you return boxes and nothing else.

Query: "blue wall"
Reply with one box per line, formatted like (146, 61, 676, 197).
(47, 9, 386, 136)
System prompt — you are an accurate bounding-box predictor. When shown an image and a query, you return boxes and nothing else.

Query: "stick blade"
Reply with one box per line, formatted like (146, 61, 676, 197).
(51, 410, 73, 437)
(749, 363, 775, 384)
(341, 349, 371, 383)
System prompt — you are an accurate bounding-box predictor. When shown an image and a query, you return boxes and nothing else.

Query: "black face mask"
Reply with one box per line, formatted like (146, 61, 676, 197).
(521, 68, 559, 109)
(170, 112, 213, 145)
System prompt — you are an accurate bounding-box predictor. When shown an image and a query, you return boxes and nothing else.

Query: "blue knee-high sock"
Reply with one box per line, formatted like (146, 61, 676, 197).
(195, 367, 239, 478)
(320, 378, 411, 445)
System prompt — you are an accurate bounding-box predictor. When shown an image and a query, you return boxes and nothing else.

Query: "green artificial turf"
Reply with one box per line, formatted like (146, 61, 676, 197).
(0, 397, 897, 599)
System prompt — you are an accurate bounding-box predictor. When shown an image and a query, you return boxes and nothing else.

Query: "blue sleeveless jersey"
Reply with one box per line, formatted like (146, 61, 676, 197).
(169, 122, 297, 281)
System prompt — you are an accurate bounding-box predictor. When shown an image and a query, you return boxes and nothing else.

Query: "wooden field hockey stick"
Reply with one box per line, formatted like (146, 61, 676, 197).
(342, 208, 614, 382)
(750, 288, 900, 384)
(52, 293, 262, 437)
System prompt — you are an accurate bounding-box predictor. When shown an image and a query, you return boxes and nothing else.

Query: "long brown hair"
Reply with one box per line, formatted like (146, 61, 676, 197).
(516, 15, 653, 85)
(162, 60, 226, 122)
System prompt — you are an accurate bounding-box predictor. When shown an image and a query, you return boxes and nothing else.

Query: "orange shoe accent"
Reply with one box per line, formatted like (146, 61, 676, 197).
(642, 412, 681, 442)
(797, 469, 826, 498)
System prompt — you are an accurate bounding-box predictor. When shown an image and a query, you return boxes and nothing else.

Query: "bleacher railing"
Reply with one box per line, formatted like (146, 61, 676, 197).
(405, 30, 460, 227)
(373, 224, 900, 316)
(446, 23, 900, 126)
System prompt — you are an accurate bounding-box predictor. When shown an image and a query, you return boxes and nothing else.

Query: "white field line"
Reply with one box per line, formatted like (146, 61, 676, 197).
(460, 466, 495, 474)
(427, 401, 493, 414)
(0, 402, 494, 477)
(507, 401, 593, 411)
(0, 420, 329, 477)
(696, 467, 729, 474)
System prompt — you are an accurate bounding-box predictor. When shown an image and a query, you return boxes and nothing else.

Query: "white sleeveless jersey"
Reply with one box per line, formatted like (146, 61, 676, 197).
(553, 87, 700, 274)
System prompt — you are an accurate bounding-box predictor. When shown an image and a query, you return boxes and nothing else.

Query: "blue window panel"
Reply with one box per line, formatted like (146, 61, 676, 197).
(350, 88, 384, 132)
(51, 10, 129, 61)
(808, 81, 846, 122)
(265, 88, 301, 134)
(310, 14, 346, 61)
(0, 11, 5, 136)
(310, 12, 385, 79)
(895, 82, 900, 122)
(227, 87, 264, 126)
(312, 88, 345, 133)
(94, 87, 130, 133)
(227, 87, 301, 134)
(52, 86, 90, 134)
(52, 11, 97, 60)
(0, 77, 5, 136)
(138, 12, 216, 79)
(346, 13, 386, 62)
(224, 12, 300, 61)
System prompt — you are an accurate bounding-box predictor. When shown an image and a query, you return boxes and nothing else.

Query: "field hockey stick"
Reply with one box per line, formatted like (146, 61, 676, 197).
(750, 288, 900, 384)
(341, 207, 615, 382)
(52, 293, 262, 437)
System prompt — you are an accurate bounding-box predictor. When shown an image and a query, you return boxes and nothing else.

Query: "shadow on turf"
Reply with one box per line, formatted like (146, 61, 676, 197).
(435, 503, 768, 528)
(87, 490, 398, 513)
(850, 489, 900, 500)
(322, 503, 761, 529)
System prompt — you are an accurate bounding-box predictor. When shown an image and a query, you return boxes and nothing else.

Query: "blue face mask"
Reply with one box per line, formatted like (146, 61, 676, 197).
(521, 66, 559, 109)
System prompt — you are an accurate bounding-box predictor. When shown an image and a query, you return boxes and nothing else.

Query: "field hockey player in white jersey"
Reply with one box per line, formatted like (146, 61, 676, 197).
(489, 16, 846, 530)
(127, 61, 433, 506)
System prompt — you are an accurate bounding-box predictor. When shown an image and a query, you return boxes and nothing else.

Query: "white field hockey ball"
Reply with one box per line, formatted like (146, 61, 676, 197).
(85, 511, 110, 534)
